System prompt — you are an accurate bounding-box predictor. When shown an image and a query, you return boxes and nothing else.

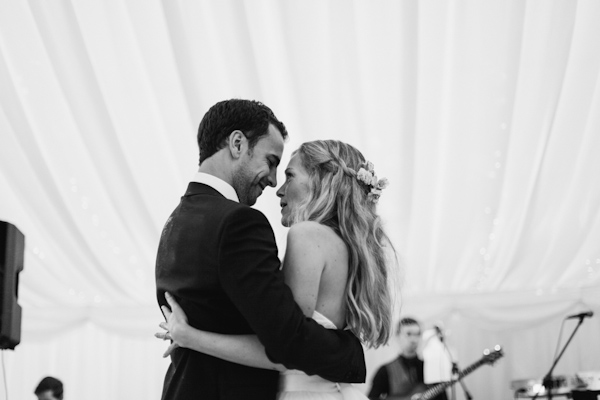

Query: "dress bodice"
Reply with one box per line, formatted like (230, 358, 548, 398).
(311, 310, 338, 329)
(278, 312, 367, 400)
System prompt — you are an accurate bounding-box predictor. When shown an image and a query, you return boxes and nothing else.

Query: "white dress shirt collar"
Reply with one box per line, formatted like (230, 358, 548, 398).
(191, 171, 239, 203)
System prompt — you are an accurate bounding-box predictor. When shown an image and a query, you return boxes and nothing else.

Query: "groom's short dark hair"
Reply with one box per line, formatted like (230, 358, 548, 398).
(197, 99, 288, 165)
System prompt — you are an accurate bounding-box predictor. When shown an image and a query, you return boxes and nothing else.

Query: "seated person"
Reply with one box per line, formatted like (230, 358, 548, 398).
(34, 376, 63, 400)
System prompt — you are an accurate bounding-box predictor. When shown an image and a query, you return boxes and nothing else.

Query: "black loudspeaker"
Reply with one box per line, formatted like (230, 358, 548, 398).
(0, 221, 24, 350)
(572, 390, 600, 400)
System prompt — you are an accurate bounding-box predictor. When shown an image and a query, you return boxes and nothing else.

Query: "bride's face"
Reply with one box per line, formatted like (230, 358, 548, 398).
(276, 154, 311, 227)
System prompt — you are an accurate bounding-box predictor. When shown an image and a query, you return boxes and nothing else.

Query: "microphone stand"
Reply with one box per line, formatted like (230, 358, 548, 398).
(531, 316, 587, 400)
(451, 361, 473, 400)
(438, 331, 473, 400)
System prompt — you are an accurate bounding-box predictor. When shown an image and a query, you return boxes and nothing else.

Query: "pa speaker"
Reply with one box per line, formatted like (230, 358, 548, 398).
(0, 221, 24, 350)
(572, 390, 600, 400)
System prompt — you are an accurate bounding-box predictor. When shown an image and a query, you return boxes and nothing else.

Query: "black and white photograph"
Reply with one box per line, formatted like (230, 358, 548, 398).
(1, 1, 599, 399)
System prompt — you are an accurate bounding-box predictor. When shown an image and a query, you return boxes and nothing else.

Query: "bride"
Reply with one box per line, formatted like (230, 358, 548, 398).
(157, 140, 398, 399)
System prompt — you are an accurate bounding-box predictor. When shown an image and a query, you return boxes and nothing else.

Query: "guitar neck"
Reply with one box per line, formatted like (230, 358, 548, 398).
(420, 357, 489, 400)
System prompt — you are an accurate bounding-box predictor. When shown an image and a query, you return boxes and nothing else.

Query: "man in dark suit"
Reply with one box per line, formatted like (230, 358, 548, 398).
(155, 99, 366, 400)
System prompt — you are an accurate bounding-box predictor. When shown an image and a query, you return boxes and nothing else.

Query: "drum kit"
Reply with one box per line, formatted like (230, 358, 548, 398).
(510, 311, 598, 399)
(511, 371, 600, 399)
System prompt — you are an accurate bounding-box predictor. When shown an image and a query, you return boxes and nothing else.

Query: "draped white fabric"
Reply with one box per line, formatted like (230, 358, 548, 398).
(1, 0, 599, 399)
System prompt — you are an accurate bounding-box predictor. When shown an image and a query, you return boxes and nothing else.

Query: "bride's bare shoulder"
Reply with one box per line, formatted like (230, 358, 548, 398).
(287, 221, 344, 248)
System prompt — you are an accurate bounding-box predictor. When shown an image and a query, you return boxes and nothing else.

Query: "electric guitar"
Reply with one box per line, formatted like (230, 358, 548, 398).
(388, 345, 504, 400)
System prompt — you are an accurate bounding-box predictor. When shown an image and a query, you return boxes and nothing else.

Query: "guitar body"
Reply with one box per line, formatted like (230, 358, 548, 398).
(386, 384, 439, 400)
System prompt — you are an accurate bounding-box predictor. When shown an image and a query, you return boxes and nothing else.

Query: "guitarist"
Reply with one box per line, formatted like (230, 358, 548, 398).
(368, 317, 448, 400)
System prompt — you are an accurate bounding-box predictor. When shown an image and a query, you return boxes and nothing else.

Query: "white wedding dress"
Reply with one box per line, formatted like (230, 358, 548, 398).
(278, 311, 368, 400)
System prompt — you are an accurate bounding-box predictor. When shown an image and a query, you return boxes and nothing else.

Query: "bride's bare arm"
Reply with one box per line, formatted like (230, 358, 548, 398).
(157, 292, 284, 371)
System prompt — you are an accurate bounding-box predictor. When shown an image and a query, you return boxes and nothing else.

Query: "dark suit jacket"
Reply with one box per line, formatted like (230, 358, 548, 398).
(156, 182, 366, 400)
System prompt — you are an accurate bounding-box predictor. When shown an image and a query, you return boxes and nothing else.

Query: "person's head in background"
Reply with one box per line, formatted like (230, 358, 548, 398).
(397, 317, 421, 358)
(34, 376, 63, 400)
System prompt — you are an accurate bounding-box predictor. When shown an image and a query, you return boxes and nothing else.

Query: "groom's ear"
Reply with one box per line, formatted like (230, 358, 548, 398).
(227, 130, 246, 159)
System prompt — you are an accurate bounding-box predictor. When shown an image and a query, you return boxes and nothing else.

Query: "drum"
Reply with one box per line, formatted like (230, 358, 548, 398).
(510, 375, 577, 398)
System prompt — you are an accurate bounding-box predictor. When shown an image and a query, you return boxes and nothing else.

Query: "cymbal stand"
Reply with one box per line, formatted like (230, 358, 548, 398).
(531, 315, 586, 400)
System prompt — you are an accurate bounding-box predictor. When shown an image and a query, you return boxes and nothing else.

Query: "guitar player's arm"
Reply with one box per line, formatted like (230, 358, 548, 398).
(367, 365, 389, 399)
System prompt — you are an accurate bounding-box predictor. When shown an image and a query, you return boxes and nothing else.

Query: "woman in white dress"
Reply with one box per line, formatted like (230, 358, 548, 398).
(157, 140, 397, 399)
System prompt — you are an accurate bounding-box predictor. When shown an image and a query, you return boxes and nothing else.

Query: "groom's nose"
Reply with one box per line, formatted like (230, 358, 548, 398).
(267, 169, 277, 187)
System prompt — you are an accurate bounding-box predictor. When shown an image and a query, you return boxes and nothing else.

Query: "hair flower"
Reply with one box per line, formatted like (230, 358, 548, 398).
(354, 161, 388, 203)
(356, 168, 372, 185)
(376, 178, 389, 190)
(370, 175, 379, 187)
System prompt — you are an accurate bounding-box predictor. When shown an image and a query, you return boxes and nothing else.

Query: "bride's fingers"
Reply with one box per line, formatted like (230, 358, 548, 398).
(163, 342, 179, 358)
(165, 292, 184, 314)
(159, 322, 168, 331)
(161, 305, 172, 319)
(155, 331, 171, 340)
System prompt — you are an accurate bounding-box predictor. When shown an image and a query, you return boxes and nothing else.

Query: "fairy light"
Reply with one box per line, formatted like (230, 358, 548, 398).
(474, 66, 513, 292)
(475, 136, 507, 291)
(65, 175, 148, 303)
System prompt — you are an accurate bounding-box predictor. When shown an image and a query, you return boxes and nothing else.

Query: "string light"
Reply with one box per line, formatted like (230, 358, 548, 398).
(474, 69, 512, 292)
(65, 175, 148, 303)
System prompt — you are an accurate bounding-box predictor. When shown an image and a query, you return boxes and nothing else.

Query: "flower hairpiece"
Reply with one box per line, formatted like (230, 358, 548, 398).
(355, 161, 388, 203)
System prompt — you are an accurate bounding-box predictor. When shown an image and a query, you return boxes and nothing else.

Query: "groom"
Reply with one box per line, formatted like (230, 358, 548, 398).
(155, 99, 366, 400)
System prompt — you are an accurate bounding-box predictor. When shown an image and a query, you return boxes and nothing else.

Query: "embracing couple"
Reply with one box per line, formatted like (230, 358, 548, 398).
(155, 99, 397, 400)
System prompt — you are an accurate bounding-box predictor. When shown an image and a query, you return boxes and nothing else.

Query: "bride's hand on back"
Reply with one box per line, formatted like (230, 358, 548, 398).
(155, 292, 190, 357)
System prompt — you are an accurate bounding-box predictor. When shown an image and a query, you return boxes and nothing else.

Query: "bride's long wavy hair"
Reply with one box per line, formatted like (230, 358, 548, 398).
(287, 140, 397, 348)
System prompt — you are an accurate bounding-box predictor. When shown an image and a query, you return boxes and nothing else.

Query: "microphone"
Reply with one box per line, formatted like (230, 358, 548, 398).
(565, 311, 593, 320)
(434, 325, 445, 341)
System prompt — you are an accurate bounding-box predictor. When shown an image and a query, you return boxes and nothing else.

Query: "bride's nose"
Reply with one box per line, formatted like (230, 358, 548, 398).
(276, 183, 286, 198)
